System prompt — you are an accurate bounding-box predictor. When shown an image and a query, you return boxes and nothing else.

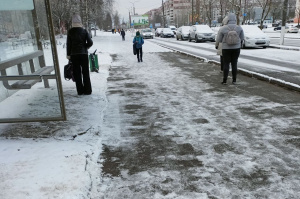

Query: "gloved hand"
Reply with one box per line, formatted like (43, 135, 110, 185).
(215, 45, 218, 50)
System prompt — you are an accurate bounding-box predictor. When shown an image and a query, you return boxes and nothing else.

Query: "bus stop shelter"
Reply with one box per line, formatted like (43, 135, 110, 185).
(0, 0, 66, 123)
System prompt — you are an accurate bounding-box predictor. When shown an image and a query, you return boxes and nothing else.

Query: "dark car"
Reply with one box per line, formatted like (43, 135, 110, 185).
(274, 26, 282, 31)
(160, 28, 174, 38)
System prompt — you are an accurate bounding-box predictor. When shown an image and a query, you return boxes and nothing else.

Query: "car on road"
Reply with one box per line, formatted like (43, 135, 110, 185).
(274, 25, 299, 33)
(155, 28, 163, 37)
(286, 26, 299, 33)
(169, 25, 177, 35)
(141, 28, 154, 39)
(188, 25, 215, 43)
(160, 28, 175, 38)
(176, 26, 190, 40)
(241, 25, 270, 49)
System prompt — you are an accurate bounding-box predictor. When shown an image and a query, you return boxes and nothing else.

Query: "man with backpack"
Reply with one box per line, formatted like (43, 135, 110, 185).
(217, 13, 244, 85)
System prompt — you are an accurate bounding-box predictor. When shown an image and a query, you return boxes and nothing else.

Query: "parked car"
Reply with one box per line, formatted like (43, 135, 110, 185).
(155, 28, 163, 37)
(141, 28, 154, 39)
(188, 25, 215, 43)
(160, 28, 175, 38)
(240, 25, 270, 49)
(169, 25, 177, 34)
(273, 26, 287, 31)
(286, 26, 299, 33)
(176, 26, 190, 40)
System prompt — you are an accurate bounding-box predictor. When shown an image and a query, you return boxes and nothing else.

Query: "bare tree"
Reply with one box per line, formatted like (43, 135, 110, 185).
(113, 11, 120, 29)
(255, 0, 273, 29)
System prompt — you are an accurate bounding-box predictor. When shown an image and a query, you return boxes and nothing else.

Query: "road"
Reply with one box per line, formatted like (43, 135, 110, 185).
(149, 37, 300, 87)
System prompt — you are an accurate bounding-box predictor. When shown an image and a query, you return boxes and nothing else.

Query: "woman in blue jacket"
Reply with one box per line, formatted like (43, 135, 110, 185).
(133, 31, 144, 62)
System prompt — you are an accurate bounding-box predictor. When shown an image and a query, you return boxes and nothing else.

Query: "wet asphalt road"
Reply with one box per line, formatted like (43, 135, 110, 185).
(100, 47, 300, 198)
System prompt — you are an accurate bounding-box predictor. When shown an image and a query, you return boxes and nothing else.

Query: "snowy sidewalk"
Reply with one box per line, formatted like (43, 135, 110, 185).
(0, 31, 300, 199)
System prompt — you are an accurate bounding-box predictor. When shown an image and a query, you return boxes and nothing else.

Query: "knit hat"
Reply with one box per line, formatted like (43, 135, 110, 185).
(72, 14, 82, 27)
(136, 31, 140, 36)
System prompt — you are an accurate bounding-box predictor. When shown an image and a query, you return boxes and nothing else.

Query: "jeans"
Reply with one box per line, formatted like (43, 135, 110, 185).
(222, 48, 240, 82)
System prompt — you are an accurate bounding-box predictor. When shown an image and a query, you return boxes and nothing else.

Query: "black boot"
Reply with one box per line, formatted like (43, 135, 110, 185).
(221, 78, 227, 85)
(138, 58, 140, 62)
(140, 56, 143, 62)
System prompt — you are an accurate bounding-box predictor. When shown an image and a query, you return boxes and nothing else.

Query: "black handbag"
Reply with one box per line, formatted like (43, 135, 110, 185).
(133, 43, 137, 55)
(64, 61, 75, 82)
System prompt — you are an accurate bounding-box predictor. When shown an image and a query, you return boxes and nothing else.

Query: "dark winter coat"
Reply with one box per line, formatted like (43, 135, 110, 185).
(67, 27, 93, 56)
(121, 30, 125, 36)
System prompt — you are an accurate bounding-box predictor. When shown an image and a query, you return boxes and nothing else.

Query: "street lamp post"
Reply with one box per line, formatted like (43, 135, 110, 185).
(129, 0, 139, 15)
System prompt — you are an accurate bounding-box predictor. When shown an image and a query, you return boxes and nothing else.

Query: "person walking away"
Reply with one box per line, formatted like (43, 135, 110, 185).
(215, 16, 229, 73)
(121, 29, 126, 41)
(217, 13, 244, 85)
(67, 14, 93, 95)
(133, 31, 144, 62)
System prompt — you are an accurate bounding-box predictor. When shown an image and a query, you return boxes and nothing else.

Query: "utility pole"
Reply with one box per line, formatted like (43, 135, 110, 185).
(192, 0, 194, 25)
(162, 0, 165, 28)
(280, 0, 289, 45)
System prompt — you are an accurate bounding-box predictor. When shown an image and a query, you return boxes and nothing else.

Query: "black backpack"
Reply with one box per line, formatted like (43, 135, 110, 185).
(64, 61, 75, 81)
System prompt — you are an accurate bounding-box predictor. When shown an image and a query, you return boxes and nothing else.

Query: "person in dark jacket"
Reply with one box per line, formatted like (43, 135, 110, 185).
(121, 29, 125, 41)
(67, 14, 93, 95)
(133, 31, 144, 62)
(217, 13, 244, 85)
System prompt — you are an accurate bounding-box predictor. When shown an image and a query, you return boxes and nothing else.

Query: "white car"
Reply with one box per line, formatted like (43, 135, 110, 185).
(141, 29, 154, 39)
(287, 26, 299, 33)
(155, 28, 163, 37)
(241, 25, 270, 49)
(188, 25, 215, 43)
(176, 26, 190, 40)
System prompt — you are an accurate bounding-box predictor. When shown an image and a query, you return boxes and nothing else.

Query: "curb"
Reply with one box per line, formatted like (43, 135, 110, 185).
(268, 45, 300, 51)
(154, 42, 300, 93)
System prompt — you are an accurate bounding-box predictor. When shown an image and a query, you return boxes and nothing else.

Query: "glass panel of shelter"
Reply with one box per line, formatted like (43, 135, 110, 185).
(0, 0, 66, 123)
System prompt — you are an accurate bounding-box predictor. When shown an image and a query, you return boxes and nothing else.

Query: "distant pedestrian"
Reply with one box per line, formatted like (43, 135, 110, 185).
(217, 13, 244, 85)
(215, 16, 229, 73)
(133, 31, 144, 62)
(67, 14, 93, 95)
(121, 29, 125, 41)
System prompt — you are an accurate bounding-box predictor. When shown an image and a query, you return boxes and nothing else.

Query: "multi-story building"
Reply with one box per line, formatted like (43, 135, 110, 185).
(163, 0, 192, 27)
(295, 0, 300, 23)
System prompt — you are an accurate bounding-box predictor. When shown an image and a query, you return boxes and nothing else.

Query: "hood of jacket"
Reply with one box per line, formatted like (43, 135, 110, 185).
(228, 13, 237, 25)
(222, 16, 229, 25)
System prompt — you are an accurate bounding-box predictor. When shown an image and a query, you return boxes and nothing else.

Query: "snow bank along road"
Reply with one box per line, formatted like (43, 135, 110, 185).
(149, 37, 300, 92)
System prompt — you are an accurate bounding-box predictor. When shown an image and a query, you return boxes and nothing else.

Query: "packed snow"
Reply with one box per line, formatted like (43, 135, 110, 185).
(0, 31, 299, 199)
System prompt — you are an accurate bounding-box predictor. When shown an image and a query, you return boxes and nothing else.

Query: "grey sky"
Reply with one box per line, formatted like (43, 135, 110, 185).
(116, 0, 162, 21)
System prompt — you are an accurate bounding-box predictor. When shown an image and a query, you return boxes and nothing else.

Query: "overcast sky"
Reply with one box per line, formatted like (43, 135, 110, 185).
(115, 0, 162, 21)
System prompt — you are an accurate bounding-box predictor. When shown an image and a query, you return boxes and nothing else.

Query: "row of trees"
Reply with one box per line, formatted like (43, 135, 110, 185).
(50, 0, 120, 35)
(155, 0, 297, 28)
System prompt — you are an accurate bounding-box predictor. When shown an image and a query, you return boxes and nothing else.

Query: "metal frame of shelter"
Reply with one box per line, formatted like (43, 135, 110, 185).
(0, 0, 66, 123)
